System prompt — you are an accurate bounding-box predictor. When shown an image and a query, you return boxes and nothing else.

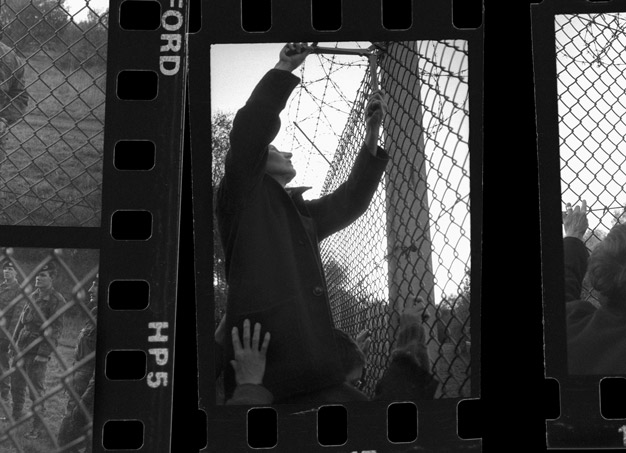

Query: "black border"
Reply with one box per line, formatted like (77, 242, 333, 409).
(188, 1, 483, 451)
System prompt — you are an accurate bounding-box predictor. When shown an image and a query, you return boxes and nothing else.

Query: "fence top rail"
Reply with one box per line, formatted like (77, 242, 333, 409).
(287, 42, 387, 58)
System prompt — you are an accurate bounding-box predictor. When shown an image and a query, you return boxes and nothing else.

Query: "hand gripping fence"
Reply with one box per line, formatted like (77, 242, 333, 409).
(0, 248, 98, 453)
(556, 13, 626, 306)
(0, 0, 106, 226)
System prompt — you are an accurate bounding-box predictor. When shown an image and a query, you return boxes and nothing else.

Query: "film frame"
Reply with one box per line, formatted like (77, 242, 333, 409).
(0, 0, 188, 451)
(534, 0, 626, 449)
(189, 1, 483, 451)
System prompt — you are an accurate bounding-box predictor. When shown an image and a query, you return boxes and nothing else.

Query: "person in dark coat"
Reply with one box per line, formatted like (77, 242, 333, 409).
(11, 261, 66, 438)
(563, 200, 626, 374)
(216, 42, 390, 403)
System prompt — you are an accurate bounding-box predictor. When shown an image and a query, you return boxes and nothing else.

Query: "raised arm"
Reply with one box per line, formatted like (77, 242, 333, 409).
(364, 90, 386, 156)
(563, 201, 590, 302)
(306, 91, 390, 239)
(218, 43, 311, 209)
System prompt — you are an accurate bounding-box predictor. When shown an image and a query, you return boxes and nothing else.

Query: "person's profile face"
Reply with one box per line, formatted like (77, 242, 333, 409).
(265, 145, 296, 183)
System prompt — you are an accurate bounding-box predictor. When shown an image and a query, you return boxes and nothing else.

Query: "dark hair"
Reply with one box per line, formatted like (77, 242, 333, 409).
(373, 351, 438, 401)
(587, 223, 626, 304)
(333, 329, 366, 377)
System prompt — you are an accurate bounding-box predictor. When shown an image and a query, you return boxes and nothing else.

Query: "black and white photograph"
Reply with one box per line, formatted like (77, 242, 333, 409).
(533, 4, 626, 448)
(555, 12, 626, 376)
(0, 0, 107, 226)
(209, 40, 474, 407)
(0, 247, 98, 452)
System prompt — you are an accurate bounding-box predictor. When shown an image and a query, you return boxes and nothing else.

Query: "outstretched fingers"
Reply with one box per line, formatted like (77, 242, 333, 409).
(260, 332, 271, 356)
(231, 326, 242, 355)
(251, 322, 261, 351)
(242, 318, 251, 349)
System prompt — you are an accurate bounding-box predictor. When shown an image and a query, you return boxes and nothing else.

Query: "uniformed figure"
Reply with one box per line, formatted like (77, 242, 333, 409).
(57, 274, 97, 452)
(11, 261, 66, 439)
(0, 260, 23, 402)
(0, 41, 28, 164)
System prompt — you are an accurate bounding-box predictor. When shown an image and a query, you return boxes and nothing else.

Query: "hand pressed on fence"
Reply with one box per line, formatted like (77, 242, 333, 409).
(225, 319, 274, 406)
(215, 42, 390, 403)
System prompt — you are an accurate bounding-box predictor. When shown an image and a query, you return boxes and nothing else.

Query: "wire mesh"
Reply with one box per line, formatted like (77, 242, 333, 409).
(0, 0, 106, 226)
(319, 41, 471, 398)
(0, 247, 98, 453)
(556, 13, 626, 306)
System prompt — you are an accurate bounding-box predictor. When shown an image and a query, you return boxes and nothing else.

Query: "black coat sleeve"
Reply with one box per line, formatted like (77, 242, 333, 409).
(218, 69, 300, 211)
(305, 145, 390, 241)
(563, 236, 589, 302)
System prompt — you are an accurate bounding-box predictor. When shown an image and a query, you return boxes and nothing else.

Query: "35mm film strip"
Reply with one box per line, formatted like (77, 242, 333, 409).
(534, 0, 626, 449)
(190, 0, 482, 451)
(0, 0, 188, 451)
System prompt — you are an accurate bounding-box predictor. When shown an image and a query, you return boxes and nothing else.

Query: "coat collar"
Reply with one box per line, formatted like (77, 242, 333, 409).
(286, 186, 312, 198)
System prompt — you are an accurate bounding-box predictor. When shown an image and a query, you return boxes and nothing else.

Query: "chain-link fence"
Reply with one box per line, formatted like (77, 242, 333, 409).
(0, 0, 107, 226)
(0, 247, 98, 453)
(556, 13, 626, 306)
(319, 41, 471, 398)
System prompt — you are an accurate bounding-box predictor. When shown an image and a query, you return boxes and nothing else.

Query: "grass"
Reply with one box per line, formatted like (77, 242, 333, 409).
(0, 50, 105, 226)
(25, 52, 106, 123)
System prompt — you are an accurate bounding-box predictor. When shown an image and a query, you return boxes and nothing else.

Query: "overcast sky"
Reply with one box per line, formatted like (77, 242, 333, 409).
(65, 0, 108, 21)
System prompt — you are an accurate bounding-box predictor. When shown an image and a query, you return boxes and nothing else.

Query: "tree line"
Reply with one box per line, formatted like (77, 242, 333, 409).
(0, 0, 108, 69)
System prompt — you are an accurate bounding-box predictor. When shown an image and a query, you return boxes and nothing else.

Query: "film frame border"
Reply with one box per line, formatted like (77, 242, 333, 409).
(94, 0, 189, 451)
(534, 0, 626, 449)
(189, 0, 483, 450)
(0, 0, 189, 451)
